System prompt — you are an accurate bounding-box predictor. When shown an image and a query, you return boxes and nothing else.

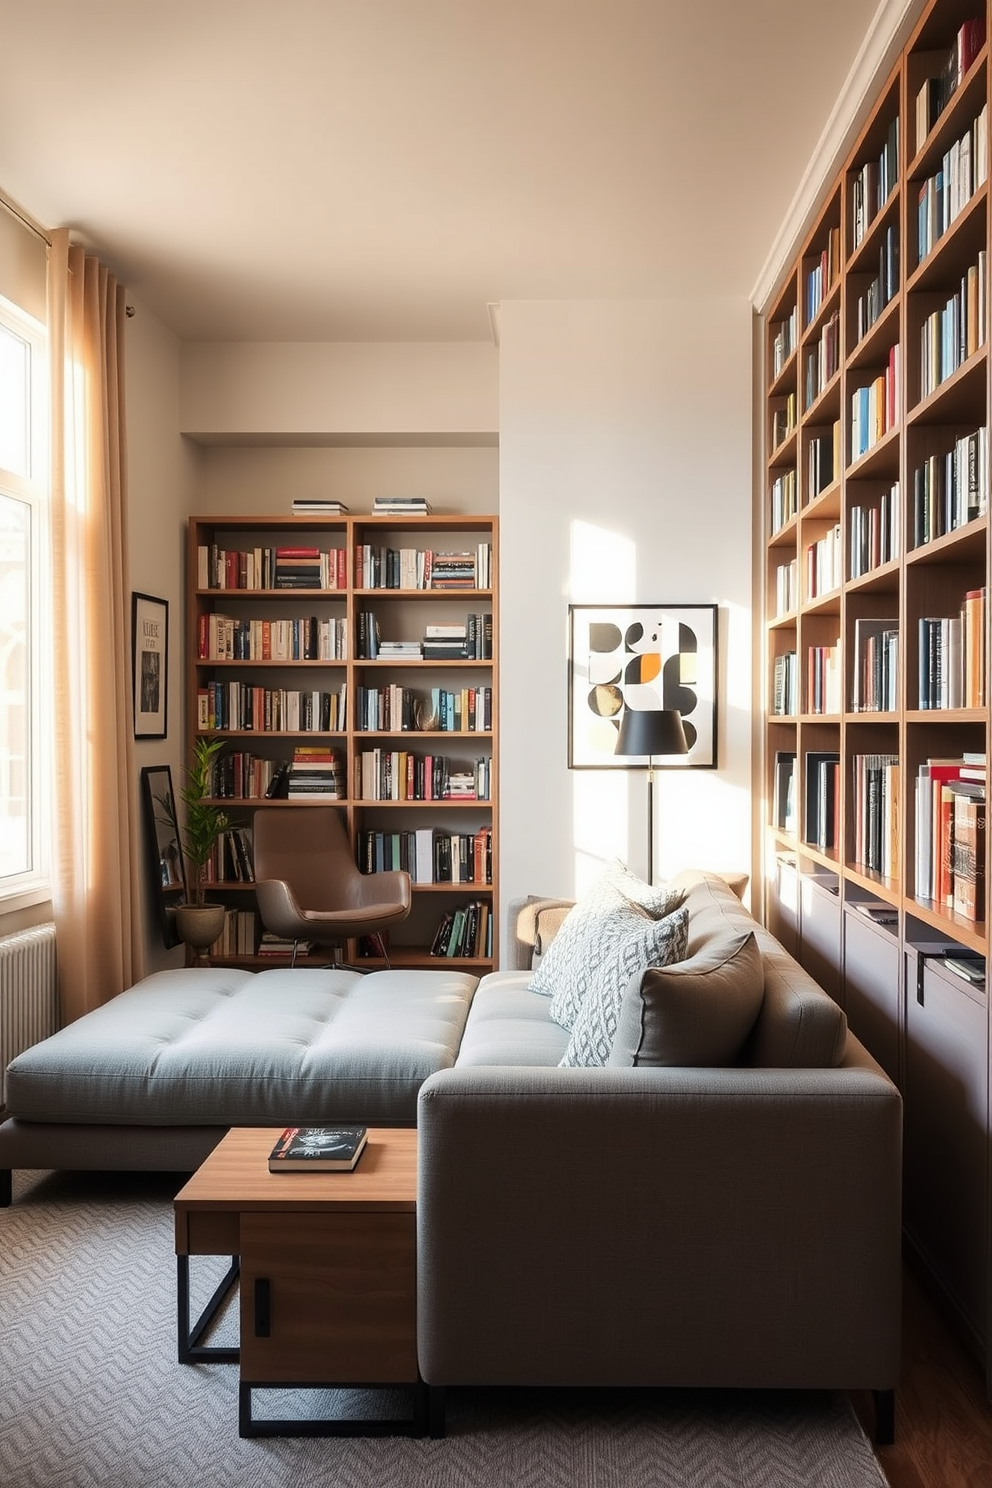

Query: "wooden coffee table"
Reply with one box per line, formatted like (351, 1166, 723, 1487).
(174, 1126, 432, 1437)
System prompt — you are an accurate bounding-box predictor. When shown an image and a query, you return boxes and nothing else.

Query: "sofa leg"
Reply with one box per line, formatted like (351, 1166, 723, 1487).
(428, 1385, 446, 1439)
(873, 1388, 895, 1445)
(0, 1169, 11, 1207)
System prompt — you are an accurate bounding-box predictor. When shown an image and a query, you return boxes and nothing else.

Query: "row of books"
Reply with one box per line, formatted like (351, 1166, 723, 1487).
(774, 557, 798, 617)
(804, 522, 842, 600)
(211, 751, 284, 800)
(197, 613, 348, 662)
(770, 469, 797, 534)
(357, 826, 492, 884)
(804, 750, 841, 850)
(355, 684, 492, 733)
(850, 118, 899, 251)
(804, 311, 840, 411)
(918, 253, 987, 400)
(851, 754, 899, 878)
(911, 425, 989, 547)
(373, 496, 432, 515)
(196, 682, 347, 733)
(917, 589, 987, 709)
(915, 755, 986, 920)
(355, 542, 491, 590)
(805, 225, 841, 325)
(207, 909, 258, 958)
(770, 391, 797, 450)
(771, 306, 798, 379)
(914, 16, 986, 154)
(429, 900, 492, 960)
(807, 642, 841, 715)
(771, 650, 798, 717)
(849, 483, 900, 579)
(196, 544, 349, 592)
(851, 618, 899, 712)
(850, 344, 900, 463)
(854, 225, 899, 346)
(355, 750, 491, 802)
(916, 103, 989, 262)
(202, 827, 255, 885)
(807, 421, 840, 499)
(290, 499, 348, 516)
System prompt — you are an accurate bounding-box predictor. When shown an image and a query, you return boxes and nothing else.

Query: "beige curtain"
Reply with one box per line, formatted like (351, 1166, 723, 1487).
(48, 229, 141, 1021)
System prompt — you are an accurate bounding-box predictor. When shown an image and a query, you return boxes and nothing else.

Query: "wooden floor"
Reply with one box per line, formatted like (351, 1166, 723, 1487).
(852, 1261, 992, 1487)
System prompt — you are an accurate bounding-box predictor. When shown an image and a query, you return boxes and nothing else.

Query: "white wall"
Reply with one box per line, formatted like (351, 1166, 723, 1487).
(125, 300, 203, 974)
(498, 299, 753, 925)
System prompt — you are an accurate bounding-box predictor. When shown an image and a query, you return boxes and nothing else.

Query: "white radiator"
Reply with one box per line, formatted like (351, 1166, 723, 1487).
(0, 923, 59, 1104)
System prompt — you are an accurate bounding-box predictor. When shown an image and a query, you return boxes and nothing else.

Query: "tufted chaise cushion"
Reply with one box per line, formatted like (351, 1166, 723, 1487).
(5, 965, 478, 1127)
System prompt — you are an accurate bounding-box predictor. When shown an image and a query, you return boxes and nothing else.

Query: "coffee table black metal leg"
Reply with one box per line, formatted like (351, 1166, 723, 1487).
(177, 1253, 240, 1363)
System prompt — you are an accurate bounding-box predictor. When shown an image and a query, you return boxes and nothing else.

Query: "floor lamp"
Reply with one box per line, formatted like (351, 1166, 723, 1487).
(615, 707, 688, 885)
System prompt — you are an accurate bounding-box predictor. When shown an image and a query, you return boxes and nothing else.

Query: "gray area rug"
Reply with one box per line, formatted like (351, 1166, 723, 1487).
(0, 1170, 889, 1488)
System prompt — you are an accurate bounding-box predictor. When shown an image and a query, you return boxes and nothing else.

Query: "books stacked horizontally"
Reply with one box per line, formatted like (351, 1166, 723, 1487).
(290, 498, 348, 517)
(258, 930, 311, 959)
(268, 1125, 368, 1172)
(287, 744, 343, 800)
(373, 496, 432, 516)
(422, 623, 470, 660)
(377, 638, 422, 660)
(275, 547, 324, 589)
(430, 551, 478, 589)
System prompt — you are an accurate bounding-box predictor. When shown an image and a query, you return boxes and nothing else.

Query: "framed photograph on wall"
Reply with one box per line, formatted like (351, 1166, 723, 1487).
(132, 592, 169, 739)
(568, 603, 718, 768)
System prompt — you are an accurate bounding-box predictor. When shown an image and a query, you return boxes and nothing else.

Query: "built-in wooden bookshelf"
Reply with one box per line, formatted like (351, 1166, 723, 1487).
(759, 0, 991, 1384)
(186, 512, 498, 972)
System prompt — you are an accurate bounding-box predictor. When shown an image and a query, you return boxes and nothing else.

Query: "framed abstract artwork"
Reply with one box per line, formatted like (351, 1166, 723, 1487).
(568, 603, 718, 768)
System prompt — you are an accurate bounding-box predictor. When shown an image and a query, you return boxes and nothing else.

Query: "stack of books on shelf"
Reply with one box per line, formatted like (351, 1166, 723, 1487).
(286, 745, 344, 800)
(203, 826, 254, 885)
(198, 613, 347, 662)
(804, 311, 840, 409)
(197, 681, 346, 732)
(773, 751, 797, 835)
(855, 226, 899, 344)
(919, 253, 987, 400)
(258, 931, 311, 959)
(918, 590, 987, 708)
(850, 484, 900, 577)
(912, 426, 989, 545)
(806, 642, 841, 714)
(774, 558, 798, 616)
(377, 639, 422, 660)
(771, 306, 798, 377)
(805, 225, 841, 322)
(430, 552, 479, 590)
(851, 618, 899, 712)
(357, 825, 492, 884)
(373, 496, 432, 516)
(429, 900, 492, 959)
(917, 108, 989, 261)
(915, 755, 986, 920)
(290, 498, 348, 516)
(804, 523, 842, 599)
(804, 751, 841, 851)
(209, 909, 258, 958)
(772, 651, 798, 717)
(850, 345, 900, 462)
(850, 118, 899, 250)
(420, 617, 493, 661)
(914, 16, 987, 152)
(852, 754, 900, 877)
(770, 470, 797, 533)
(274, 546, 336, 589)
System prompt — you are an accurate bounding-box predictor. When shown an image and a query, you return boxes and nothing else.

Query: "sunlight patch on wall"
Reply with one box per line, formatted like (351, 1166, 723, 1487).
(569, 519, 635, 603)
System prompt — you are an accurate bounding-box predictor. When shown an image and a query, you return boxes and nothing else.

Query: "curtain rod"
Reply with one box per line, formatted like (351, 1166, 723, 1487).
(0, 189, 52, 246)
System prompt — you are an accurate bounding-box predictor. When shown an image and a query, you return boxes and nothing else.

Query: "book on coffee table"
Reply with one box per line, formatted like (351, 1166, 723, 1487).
(268, 1125, 368, 1172)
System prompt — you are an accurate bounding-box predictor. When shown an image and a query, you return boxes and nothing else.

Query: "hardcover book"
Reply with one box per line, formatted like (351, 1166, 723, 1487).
(268, 1125, 368, 1172)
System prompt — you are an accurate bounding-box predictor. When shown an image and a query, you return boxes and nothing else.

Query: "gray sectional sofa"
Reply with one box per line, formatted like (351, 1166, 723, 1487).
(0, 870, 902, 1438)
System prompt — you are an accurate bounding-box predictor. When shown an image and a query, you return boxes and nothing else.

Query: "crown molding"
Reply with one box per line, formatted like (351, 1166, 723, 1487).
(750, 0, 926, 313)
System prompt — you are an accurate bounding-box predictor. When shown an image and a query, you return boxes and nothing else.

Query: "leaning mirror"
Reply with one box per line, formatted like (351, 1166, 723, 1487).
(140, 764, 185, 949)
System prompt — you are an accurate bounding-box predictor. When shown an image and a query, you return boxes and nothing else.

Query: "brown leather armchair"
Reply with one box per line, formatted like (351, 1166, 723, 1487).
(253, 806, 412, 966)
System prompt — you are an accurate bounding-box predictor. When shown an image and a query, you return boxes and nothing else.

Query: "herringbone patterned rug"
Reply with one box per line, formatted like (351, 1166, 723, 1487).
(0, 1170, 888, 1488)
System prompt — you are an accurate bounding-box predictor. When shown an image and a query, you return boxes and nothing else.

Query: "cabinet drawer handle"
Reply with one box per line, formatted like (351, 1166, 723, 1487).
(254, 1278, 271, 1337)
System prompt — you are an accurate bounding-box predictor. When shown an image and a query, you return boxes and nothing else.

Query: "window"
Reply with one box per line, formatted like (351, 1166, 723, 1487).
(0, 295, 49, 907)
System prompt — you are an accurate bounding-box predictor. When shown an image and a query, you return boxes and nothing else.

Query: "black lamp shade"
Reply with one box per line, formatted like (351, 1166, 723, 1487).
(615, 707, 688, 760)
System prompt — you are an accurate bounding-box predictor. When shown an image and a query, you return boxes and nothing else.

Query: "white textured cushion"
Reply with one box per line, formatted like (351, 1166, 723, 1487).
(528, 861, 683, 1031)
(560, 905, 690, 1067)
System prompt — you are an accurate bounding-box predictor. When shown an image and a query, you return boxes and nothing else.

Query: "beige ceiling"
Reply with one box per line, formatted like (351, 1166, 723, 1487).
(0, 0, 888, 342)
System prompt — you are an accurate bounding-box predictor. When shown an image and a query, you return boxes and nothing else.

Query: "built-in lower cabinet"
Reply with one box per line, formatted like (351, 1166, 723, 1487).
(842, 909, 901, 1084)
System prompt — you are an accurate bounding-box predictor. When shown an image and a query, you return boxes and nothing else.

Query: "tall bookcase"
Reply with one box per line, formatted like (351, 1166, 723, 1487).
(760, 0, 992, 1375)
(186, 512, 498, 971)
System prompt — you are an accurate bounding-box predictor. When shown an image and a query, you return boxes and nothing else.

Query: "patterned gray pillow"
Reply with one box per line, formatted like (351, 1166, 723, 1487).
(529, 863, 683, 1032)
(559, 905, 690, 1068)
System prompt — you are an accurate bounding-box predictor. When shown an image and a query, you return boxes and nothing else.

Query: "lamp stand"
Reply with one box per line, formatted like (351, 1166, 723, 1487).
(646, 758, 655, 885)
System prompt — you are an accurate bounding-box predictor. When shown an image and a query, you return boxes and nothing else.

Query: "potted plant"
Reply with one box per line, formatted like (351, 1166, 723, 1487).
(156, 737, 232, 962)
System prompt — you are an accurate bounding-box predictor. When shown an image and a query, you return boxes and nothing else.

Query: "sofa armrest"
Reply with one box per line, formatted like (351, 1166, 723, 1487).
(416, 1051, 902, 1390)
